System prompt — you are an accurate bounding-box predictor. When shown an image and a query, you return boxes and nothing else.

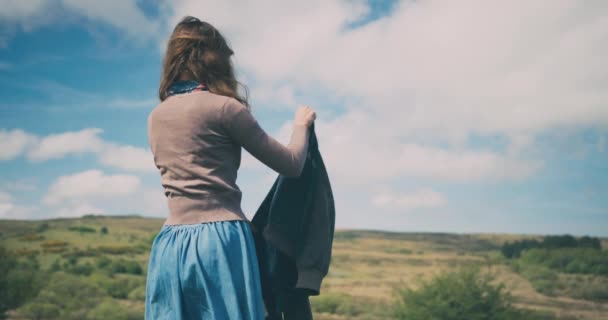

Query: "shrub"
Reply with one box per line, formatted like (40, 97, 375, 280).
(94, 275, 143, 299)
(391, 266, 538, 320)
(35, 223, 49, 233)
(41, 240, 68, 248)
(14, 248, 40, 256)
(19, 233, 45, 241)
(311, 292, 384, 317)
(0, 247, 47, 319)
(519, 248, 608, 276)
(128, 286, 147, 301)
(501, 235, 602, 259)
(100, 226, 109, 234)
(86, 299, 129, 320)
(49, 259, 62, 272)
(66, 262, 94, 276)
(515, 262, 559, 296)
(95, 245, 140, 255)
(67, 225, 96, 233)
(15, 272, 106, 319)
(110, 259, 143, 275)
(96, 256, 112, 269)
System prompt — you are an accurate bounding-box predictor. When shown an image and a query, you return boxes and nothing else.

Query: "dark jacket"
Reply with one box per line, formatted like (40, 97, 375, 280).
(251, 122, 335, 320)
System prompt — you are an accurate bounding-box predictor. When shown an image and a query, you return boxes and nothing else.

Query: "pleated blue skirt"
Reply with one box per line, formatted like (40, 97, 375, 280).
(144, 219, 266, 320)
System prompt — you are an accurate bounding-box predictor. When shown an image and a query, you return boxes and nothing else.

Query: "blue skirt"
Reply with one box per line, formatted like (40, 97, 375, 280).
(145, 220, 266, 319)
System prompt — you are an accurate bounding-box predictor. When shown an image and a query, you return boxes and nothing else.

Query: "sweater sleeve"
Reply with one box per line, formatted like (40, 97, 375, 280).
(221, 97, 310, 177)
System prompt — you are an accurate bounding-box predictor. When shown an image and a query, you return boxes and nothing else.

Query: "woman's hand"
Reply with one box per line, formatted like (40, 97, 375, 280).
(294, 105, 316, 127)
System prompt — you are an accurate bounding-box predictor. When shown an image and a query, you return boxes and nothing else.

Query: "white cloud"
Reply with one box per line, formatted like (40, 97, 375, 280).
(0, 129, 37, 160)
(0, 191, 39, 219)
(372, 188, 446, 211)
(43, 169, 141, 206)
(2, 127, 155, 173)
(50, 202, 105, 218)
(61, 0, 160, 39)
(99, 143, 156, 173)
(0, 0, 48, 19)
(0, 0, 160, 44)
(0, 178, 37, 192)
(166, 0, 608, 138)
(314, 112, 542, 184)
(27, 128, 105, 162)
(0, 191, 14, 217)
(42, 185, 168, 218)
(248, 83, 297, 110)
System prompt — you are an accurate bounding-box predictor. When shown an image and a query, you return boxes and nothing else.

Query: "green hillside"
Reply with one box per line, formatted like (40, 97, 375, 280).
(1, 216, 606, 319)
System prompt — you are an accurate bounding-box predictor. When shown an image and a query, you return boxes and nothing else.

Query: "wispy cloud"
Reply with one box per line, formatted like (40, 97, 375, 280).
(42, 169, 141, 206)
(0, 128, 156, 173)
(372, 188, 447, 211)
(0, 0, 160, 43)
(27, 128, 105, 162)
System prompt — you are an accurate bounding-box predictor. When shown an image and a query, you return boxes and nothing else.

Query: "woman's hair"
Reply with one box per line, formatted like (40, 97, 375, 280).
(158, 16, 249, 106)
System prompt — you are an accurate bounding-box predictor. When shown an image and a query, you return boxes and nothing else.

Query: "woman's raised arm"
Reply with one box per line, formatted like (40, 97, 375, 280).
(221, 97, 314, 177)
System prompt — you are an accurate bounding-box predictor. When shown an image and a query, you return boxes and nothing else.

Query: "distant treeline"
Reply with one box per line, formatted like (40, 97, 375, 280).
(501, 235, 601, 259)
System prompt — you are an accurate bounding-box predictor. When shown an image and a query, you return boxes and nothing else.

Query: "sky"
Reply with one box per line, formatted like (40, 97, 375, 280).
(0, 0, 607, 236)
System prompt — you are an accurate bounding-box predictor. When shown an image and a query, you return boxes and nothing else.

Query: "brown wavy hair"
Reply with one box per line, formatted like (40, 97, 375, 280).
(158, 16, 249, 106)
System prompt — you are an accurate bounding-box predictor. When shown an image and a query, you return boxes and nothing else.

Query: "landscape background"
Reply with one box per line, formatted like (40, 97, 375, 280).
(1, 216, 607, 319)
(1, 0, 608, 319)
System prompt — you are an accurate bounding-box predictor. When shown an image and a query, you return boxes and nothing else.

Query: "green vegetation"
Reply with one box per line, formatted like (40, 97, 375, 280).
(0, 217, 606, 319)
(312, 292, 391, 318)
(67, 225, 97, 233)
(502, 235, 602, 259)
(0, 247, 46, 319)
(502, 235, 608, 303)
(519, 247, 608, 275)
(391, 266, 557, 320)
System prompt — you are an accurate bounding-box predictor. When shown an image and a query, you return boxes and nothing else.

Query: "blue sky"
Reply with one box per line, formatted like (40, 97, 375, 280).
(0, 0, 607, 236)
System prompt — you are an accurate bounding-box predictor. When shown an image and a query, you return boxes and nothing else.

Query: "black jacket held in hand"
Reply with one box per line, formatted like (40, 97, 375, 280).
(251, 122, 335, 320)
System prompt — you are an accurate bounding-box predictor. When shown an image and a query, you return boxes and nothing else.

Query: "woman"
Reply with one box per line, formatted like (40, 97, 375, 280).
(145, 16, 316, 319)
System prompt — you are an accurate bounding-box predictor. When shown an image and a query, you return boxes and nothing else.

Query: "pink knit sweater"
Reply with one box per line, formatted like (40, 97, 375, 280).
(147, 90, 310, 225)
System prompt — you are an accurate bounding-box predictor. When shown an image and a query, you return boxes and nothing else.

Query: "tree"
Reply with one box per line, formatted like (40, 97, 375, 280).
(100, 226, 109, 235)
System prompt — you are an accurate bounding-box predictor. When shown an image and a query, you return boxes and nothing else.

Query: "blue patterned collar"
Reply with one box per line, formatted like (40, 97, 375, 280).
(167, 80, 208, 96)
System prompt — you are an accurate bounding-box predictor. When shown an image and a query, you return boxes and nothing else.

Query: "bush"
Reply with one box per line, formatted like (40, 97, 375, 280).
(519, 248, 608, 276)
(110, 259, 143, 275)
(65, 262, 94, 276)
(311, 292, 388, 317)
(67, 225, 96, 233)
(40, 240, 68, 248)
(0, 248, 47, 319)
(95, 245, 141, 255)
(512, 261, 559, 296)
(15, 272, 105, 320)
(35, 223, 49, 233)
(19, 233, 45, 241)
(128, 286, 147, 301)
(86, 299, 128, 320)
(501, 235, 602, 259)
(391, 266, 540, 320)
(96, 256, 112, 269)
(94, 275, 143, 299)
(100, 226, 109, 234)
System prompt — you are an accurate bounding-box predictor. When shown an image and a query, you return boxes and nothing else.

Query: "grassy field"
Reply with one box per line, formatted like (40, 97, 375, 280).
(1, 215, 607, 319)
